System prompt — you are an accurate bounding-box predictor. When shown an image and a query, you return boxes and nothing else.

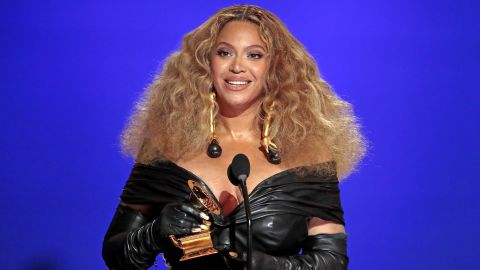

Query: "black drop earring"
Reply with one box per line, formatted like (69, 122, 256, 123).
(266, 146, 281, 164)
(207, 138, 222, 158)
(207, 91, 222, 158)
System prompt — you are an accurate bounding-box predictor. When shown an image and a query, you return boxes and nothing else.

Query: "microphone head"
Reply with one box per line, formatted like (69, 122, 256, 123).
(228, 154, 250, 186)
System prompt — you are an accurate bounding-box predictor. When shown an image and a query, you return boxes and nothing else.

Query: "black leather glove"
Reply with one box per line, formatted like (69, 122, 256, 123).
(102, 202, 208, 270)
(208, 215, 231, 253)
(229, 233, 349, 270)
(157, 201, 209, 236)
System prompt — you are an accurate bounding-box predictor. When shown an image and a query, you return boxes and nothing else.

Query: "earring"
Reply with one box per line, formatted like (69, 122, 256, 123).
(261, 101, 281, 164)
(207, 91, 222, 158)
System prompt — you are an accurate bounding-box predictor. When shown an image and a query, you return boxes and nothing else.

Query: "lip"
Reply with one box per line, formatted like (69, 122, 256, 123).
(223, 81, 251, 91)
(223, 78, 252, 91)
(225, 76, 251, 81)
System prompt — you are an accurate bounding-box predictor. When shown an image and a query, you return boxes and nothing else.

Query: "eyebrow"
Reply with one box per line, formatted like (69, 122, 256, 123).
(215, 41, 266, 51)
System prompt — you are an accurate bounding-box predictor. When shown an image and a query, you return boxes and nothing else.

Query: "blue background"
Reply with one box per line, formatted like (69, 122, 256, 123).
(1, 1, 479, 269)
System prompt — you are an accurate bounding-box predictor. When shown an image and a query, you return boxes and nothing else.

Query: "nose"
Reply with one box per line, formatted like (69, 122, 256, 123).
(229, 56, 246, 73)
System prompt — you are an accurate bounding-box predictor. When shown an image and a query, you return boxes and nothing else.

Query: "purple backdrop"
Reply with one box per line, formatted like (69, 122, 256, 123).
(1, 1, 479, 269)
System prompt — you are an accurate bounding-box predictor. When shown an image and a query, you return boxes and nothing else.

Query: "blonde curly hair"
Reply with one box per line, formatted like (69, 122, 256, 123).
(121, 4, 366, 179)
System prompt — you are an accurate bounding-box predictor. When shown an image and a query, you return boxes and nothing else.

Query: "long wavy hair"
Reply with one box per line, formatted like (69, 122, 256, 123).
(121, 4, 366, 179)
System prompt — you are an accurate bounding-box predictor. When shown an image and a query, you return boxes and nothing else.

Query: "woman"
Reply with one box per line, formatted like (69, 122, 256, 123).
(103, 4, 366, 270)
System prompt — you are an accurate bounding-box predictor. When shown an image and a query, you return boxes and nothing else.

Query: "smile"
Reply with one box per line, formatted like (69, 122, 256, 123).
(226, 80, 251, 85)
(223, 79, 252, 91)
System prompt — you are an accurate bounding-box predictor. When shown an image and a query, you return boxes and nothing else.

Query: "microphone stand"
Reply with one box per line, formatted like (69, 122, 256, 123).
(228, 154, 252, 270)
(238, 180, 252, 270)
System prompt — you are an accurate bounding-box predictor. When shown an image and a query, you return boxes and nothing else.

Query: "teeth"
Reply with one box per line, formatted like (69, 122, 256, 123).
(227, 81, 249, 85)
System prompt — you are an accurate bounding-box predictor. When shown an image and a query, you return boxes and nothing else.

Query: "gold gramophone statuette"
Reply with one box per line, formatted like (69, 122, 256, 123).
(169, 180, 222, 261)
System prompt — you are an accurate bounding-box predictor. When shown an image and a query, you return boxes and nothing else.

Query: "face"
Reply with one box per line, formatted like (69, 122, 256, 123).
(210, 21, 268, 116)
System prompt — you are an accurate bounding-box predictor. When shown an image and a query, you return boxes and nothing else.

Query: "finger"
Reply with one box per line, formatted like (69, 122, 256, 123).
(173, 209, 209, 228)
(172, 216, 208, 231)
(175, 217, 201, 229)
(179, 204, 209, 222)
(169, 220, 202, 235)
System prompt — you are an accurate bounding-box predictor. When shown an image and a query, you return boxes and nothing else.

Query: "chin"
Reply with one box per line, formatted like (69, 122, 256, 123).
(218, 97, 260, 114)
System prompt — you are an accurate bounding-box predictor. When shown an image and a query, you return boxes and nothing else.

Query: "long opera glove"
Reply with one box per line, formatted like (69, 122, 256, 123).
(102, 203, 207, 269)
(233, 233, 348, 270)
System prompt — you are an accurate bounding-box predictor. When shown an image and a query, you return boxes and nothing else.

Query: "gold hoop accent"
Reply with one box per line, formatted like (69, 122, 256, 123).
(209, 91, 217, 139)
(261, 101, 278, 153)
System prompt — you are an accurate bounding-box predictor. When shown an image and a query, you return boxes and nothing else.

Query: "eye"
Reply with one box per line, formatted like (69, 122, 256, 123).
(248, 52, 264, 59)
(216, 49, 231, 57)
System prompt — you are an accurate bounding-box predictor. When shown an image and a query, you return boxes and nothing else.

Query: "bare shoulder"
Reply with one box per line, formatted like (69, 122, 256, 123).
(308, 217, 345, 235)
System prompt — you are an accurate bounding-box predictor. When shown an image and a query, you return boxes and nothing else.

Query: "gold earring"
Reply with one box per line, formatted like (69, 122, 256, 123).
(261, 101, 281, 164)
(207, 90, 222, 158)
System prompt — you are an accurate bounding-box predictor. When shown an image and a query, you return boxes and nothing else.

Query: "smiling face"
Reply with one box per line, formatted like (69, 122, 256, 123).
(210, 21, 268, 116)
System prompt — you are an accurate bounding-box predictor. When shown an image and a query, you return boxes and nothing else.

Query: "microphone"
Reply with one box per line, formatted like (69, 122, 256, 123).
(228, 154, 252, 270)
(228, 153, 250, 185)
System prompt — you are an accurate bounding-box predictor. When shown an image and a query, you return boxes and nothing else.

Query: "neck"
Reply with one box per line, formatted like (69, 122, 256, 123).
(216, 103, 260, 141)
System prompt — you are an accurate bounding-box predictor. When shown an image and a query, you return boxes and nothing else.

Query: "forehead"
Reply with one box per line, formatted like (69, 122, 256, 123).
(216, 21, 265, 48)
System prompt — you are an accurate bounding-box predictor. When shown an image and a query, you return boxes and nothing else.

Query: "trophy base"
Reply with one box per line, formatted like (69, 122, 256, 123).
(170, 231, 218, 261)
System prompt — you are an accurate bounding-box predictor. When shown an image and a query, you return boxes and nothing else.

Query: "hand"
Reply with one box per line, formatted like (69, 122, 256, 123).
(209, 222, 231, 252)
(103, 203, 210, 269)
(225, 250, 278, 270)
(156, 202, 210, 237)
(226, 233, 349, 270)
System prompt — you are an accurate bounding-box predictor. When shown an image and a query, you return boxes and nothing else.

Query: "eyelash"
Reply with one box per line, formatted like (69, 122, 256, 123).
(216, 50, 231, 57)
(216, 50, 264, 59)
(248, 53, 263, 59)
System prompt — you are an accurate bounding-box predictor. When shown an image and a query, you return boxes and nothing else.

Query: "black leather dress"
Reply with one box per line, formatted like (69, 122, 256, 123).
(117, 161, 345, 269)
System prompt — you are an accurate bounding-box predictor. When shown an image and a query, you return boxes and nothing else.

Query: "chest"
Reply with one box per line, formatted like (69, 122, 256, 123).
(177, 149, 287, 216)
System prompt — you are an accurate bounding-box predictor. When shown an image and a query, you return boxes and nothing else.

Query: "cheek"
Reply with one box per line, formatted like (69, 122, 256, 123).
(211, 59, 228, 78)
(210, 62, 220, 78)
(253, 63, 267, 81)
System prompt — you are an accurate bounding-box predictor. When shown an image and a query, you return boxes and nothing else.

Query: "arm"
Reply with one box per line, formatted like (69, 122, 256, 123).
(243, 233, 348, 270)
(102, 202, 208, 270)
(230, 218, 348, 270)
(102, 204, 158, 269)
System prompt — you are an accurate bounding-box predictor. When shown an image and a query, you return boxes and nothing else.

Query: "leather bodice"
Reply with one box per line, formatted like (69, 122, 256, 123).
(120, 161, 344, 269)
